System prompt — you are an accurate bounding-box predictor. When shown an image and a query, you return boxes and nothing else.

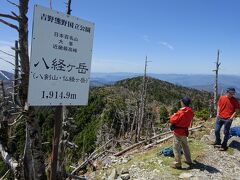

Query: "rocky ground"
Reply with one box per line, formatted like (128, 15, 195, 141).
(187, 117, 240, 180)
(90, 118, 240, 180)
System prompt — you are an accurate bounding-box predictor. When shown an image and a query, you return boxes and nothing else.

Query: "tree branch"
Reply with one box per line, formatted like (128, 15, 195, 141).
(65, 173, 87, 180)
(0, 170, 10, 180)
(0, 49, 15, 58)
(8, 114, 23, 126)
(0, 57, 15, 66)
(71, 139, 112, 175)
(11, 11, 20, 20)
(115, 125, 204, 156)
(0, 18, 18, 31)
(0, 141, 18, 172)
(0, 13, 18, 21)
(6, 0, 20, 8)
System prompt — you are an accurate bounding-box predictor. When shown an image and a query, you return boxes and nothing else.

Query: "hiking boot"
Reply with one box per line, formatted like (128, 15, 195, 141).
(184, 161, 193, 166)
(171, 164, 182, 170)
(211, 142, 221, 148)
(184, 161, 194, 169)
(219, 146, 228, 151)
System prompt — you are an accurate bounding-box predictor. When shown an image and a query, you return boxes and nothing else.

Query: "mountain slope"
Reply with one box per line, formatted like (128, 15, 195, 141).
(71, 76, 213, 161)
(116, 76, 212, 110)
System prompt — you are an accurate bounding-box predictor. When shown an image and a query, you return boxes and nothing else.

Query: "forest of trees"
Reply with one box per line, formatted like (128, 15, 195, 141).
(1, 74, 213, 179)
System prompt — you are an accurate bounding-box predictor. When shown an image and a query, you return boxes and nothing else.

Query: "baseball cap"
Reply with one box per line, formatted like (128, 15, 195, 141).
(226, 87, 236, 93)
(181, 97, 191, 106)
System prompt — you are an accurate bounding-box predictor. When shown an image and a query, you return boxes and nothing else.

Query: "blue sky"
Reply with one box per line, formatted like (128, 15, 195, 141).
(0, 0, 240, 75)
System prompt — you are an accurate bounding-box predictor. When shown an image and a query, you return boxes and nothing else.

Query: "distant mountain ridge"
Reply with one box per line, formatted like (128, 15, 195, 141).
(1, 70, 239, 96)
(91, 72, 240, 96)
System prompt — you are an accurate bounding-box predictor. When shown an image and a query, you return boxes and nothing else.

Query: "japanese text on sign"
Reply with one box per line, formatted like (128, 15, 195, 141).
(28, 5, 94, 106)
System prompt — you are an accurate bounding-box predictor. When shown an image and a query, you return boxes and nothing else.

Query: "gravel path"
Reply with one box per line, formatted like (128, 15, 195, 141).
(128, 118, 240, 180)
(186, 118, 240, 180)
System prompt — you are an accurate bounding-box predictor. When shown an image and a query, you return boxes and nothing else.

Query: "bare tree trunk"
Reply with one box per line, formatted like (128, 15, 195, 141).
(146, 113, 153, 139)
(18, 0, 29, 107)
(0, 1, 45, 179)
(57, 106, 67, 180)
(23, 126, 34, 180)
(13, 40, 20, 105)
(213, 50, 221, 116)
(137, 56, 148, 141)
(66, 0, 72, 15)
(18, 1, 45, 179)
(0, 81, 21, 178)
(130, 111, 137, 141)
(55, 1, 73, 178)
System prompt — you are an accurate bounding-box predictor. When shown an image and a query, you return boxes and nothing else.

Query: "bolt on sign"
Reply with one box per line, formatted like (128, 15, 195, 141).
(28, 5, 94, 106)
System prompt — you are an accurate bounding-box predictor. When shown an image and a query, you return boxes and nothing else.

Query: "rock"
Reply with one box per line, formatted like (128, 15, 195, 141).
(179, 172, 193, 179)
(111, 159, 118, 163)
(158, 159, 163, 164)
(209, 129, 216, 141)
(102, 155, 118, 165)
(101, 172, 108, 180)
(200, 135, 210, 142)
(121, 169, 129, 174)
(153, 169, 160, 173)
(120, 173, 130, 180)
(121, 158, 129, 164)
(107, 168, 118, 180)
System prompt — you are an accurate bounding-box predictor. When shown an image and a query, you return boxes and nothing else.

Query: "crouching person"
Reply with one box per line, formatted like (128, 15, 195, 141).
(170, 97, 194, 169)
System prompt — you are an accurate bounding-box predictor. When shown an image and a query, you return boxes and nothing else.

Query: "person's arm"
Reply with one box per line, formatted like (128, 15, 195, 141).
(217, 105, 220, 117)
(216, 97, 222, 117)
(230, 100, 240, 119)
(230, 111, 236, 120)
(230, 107, 240, 119)
(170, 111, 184, 124)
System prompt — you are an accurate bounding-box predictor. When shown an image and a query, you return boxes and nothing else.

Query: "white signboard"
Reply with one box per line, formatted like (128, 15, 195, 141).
(28, 5, 94, 106)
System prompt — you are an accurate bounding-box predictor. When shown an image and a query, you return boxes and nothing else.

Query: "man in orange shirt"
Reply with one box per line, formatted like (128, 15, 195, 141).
(170, 97, 194, 169)
(213, 87, 240, 151)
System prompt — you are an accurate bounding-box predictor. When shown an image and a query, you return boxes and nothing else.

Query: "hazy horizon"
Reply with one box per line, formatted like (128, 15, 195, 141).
(1, 69, 240, 77)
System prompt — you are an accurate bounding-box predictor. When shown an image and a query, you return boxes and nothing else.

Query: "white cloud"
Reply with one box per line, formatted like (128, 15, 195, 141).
(141, 35, 150, 42)
(157, 41, 174, 50)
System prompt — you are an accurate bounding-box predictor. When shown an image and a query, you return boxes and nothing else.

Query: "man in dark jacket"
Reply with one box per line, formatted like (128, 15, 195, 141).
(170, 97, 194, 169)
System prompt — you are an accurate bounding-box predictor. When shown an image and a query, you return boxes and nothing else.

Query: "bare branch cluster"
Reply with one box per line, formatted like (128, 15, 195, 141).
(6, 0, 20, 8)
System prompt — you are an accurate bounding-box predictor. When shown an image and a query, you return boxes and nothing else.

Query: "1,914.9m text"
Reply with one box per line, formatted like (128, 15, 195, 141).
(41, 91, 77, 99)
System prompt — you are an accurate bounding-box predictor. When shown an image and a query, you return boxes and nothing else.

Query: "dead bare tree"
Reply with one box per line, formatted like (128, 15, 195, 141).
(136, 56, 149, 142)
(0, 1, 45, 179)
(12, 40, 20, 106)
(213, 50, 221, 116)
(0, 80, 19, 176)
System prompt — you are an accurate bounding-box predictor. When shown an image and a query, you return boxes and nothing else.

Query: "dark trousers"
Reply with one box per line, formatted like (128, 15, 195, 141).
(215, 117, 232, 147)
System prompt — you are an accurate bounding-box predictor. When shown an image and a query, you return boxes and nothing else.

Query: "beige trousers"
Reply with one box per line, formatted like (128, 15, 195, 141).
(173, 134, 192, 167)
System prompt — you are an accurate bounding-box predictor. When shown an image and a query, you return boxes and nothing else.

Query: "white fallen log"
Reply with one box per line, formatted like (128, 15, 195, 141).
(115, 125, 204, 156)
(0, 141, 18, 173)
